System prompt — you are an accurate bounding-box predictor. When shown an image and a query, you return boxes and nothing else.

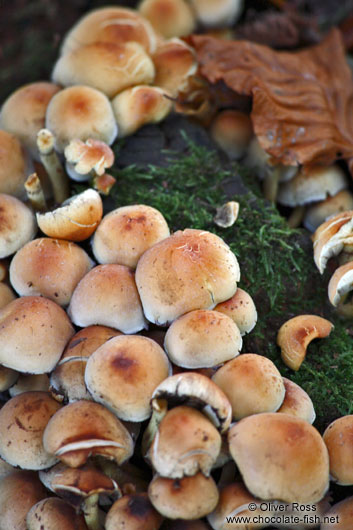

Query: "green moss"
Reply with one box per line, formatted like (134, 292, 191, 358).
(79, 136, 353, 431)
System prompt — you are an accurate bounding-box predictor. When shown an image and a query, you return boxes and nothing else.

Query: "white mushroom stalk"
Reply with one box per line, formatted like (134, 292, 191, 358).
(24, 172, 47, 212)
(37, 128, 70, 204)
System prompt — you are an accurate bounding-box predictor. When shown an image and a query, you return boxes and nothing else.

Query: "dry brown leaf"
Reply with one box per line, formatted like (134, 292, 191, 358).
(189, 29, 353, 173)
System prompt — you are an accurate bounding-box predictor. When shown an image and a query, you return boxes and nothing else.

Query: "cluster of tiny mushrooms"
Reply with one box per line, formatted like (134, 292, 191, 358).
(1, 0, 353, 529)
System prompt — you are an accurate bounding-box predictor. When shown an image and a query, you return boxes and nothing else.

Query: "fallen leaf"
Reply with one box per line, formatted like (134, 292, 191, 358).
(189, 29, 353, 174)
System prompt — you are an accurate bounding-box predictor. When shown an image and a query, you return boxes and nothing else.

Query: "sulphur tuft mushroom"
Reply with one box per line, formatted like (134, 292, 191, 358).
(139, 0, 196, 39)
(0, 130, 33, 199)
(210, 110, 252, 160)
(64, 138, 114, 182)
(105, 492, 163, 530)
(0, 193, 37, 259)
(214, 287, 257, 336)
(323, 415, 353, 485)
(277, 377, 316, 424)
(27, 497, 89, 530)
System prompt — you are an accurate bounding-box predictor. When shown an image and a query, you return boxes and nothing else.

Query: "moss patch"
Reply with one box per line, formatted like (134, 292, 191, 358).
(87, 136, 353, 432)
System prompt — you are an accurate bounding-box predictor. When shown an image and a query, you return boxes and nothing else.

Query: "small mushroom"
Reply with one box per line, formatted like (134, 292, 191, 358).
(328, 260, 353, 310)
(214, 288, 257, 335)
(139, 0, 196, 39)
(64, 138, 114, 182)
(92, 204, 170, 269)
(228, 413, 329, 503)
(189, 0, 243, 27)
(210, 110, 252, 160)
(149, 473, 219, 520)
(164, 309, 242, 368)
(148, 405, 221, 478)
(0, 296, 74, 374)
(52, 42, 155, 99)
(111, 85, 173, 138)
(43, 400, 134, 468)
(321, 496, 353, 530)
(60, 7, 157, 56)
(0, 194, 36, 258)
(0, 82, 61, 160)
(45, 86, 118, 153)
(27, 497, 89, 530)
(212, 353, 285, 420)
(323, 415, 353, 485)
(0, 391, 62, 470)
(277, 378, 316, 424)
(303, 189, 353, 232)
(277, 314, 333, 371)
(36, 188, 103, 242)
(105, 492, 163, 530)
(0, 130, 33, 199)
(9, 237, 94, 306)
(68, 264, 147, 333)
(85, 335, 171, 422)
(136, 229, 240, 325)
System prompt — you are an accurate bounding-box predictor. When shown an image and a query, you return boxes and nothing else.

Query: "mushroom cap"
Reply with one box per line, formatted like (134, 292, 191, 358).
(164, 309, 242, 368)
(135, 228, 240, 325)
(0, 458, 16, 481)
(277, 165, 348, 207)
(303, 189, 353, 232)
(9, 238, 94, 306)
(9, 373, 50, 397)
(105, 493, 163, 530)
(53, 42, 155, 100)
(328, 261, 353, 307)
(0, 131, 32, 199)
(68, 264, 147, 333)
(313, 210, 353, 274)
(92, 204, 170, 269)
(0, 283, 16, 310)
(64, 138, 114, 177)
(45, 86, 117, 152)
(190, 0, 243, 27)
(277, 314, 333, 371)
(0, 391, 62, 470)
(27, 497, 88, 530)
(228, 413, 329, 503)
(0, 471, 47, 530)
(148, 473, 219, 520)
(277, 378, 316, 424)
(149, 405, 221, 478)
(212, 353, 285, 420)
(60, 7, 157, 56)
(210, 110, 253, 160)
(0, 296, 74, 373)
(214, 288, 257, 335)
(36, 188, 103, 242)
(43, 400, 134, 468)
(323, 415, 353, 485)
(0, 82, 61, 160)
(85, 335, 171, 421)
(0, 194, 36, 258)
(0, 365, 18, 392)
(139, 0, 196, 39)
(112, 85, 173, 138)
(61, 325, 123, 362)
(321, 496, 353, 530)
(152, 372, 232, 433)
(152, 38, 197, 97)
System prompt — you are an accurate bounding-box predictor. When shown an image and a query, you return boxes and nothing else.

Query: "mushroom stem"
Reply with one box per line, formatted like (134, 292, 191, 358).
(83, 493, 103, 530)
(37, 128, 70, 204)
(141, 398, 168, 457)
(263, 166, 281, 202)
(287, 205, 305, 228)
(93, 173, 116, 196)
(24, 172, 47, 212)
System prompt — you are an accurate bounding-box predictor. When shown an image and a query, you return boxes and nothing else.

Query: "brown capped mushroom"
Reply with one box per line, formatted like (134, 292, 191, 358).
(85, 335, 171, 421)
(45, 86, 117, 153)
(0, 194, 36, 258)
(112, 85, 173, 138)
(92, 204, 170, 269)
(136, 229, 240, 325)
(139, 0, 196, 39)
(321, 496, 353, 530)
(9, 238, 94, 306)
(313, 210, 353, 274)
(214, 288, 257, 335)
(0, 296, 74, 374)
(303, 189, 353, 232)
(228, 413, 329, 503)
(64, 138, 114, 181)
(105, 493, 163, 530)
(68, 264, 147, 333)
(43, 400, 134, 468)
(27, 497, 89, 530)
(53, 42, 155, 99)
(164, 310, 242, 368)
(277, 315, 333, 371)
(277, 378, 316, 424)
(36, 188, 103, 242)
(0, 391, 62, 470)
(212, 354, 285, 420)
(0, 131, 32, 198)
(210, 110, 252, 160)
(323, 415, 353, 485)
(148, 473, 219, 520)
